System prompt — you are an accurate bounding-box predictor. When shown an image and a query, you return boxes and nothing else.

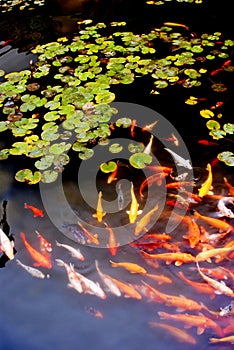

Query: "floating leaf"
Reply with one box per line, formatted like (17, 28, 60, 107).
(41, 170, 58, 183)
(206, 120, 220, 130)
(129, 152, 152, 169)
(100, 161, 117, 173)
(0, 149, 9, 160)
(78, 148, 94, 160)
(95, 91, 115, 104)
(115, 118, 132, 128)
(44, 111, 60, 121)
(15, 169, 41, 184)
(211, 83, 227, 92)
(217, 151, 234, 166)
(109, 143, 123, 153)
(128, 143, 144, 153)
(35, 155, 54, 170)
(200, 109, 214, 118)
(223, 123, 234, 134)
(209, 129, 226, 139)
(0, 121, 8, 132)
(49, 142, 71, 155)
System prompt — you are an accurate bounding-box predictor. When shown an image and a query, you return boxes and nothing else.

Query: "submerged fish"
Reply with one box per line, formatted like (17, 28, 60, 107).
(126, 182, 142, 223)
(95, 260, 121, 297)
(24, 203, 44, 217)
(0, 227, 14, 260)
(110, 260, 147, 274)
(16, 259, 50, 279)
(55, 240, 85, 261)
(164, 148, 192, 170)
(92, 191, 106, 223)
(149, 322, 196, 345)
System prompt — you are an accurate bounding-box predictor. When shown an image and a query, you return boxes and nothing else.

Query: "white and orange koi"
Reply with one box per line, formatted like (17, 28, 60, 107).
(158, 311, 223, 336)
(95, 260, 121, 297)
(196, 245, 234, 263)
(134, 203, 159, 236)
(104, 222, 119, 256)
(55, 240, 85, 261)
(126, 182, 142, 223)
(56, 258, 83, 293)
(0, 227, 14, 260)
(143, 134, 154, 155)
(77, 221, 99, 245)
(16, 259, 50, 279)
(107, 275, 142, 299)
(141, 120, 158, 132)
(35, 230, 52, 253)
(92, 191, 106, 223)
(149, 322, 196, 344)
(216, 196, 234, 218)
(198, 163, 213, 197)
(20, 232, 52, 269)
(110, 260, 147, 274)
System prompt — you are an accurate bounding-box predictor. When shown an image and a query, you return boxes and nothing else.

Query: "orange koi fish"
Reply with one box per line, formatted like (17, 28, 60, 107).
(139, 173, 166, 198)
(166, 181, 194, 189)
(143, 134, 154, 155)
(126, 182, 142, 223)
(140, 251, 195, 266)
(198, 140, 219, 146)
(181, 189, 202, 203)
(215, 240, 234, 263)
(95, 260, 121, 297)
(104, 222, 119, 256)
(158, 311, 223, 337)
(196, 260, 234, 297)
(149, 322, 196, 345)
(110, 260, 147, 274)
(177, 271, 216, 299)
(146, 165, 172, 174)
(24, 203, 44, 217)
(92, 191, 106, 223)
(77, 221, 99, 245)
(163, 21, 190, 30)
(177, 213, 200, 248)
(134, 203, 159, 236)
(107, 275, 142, 299)
(107, 164, 118, 184)
(209, 335, 234, 345)
(196, 245, 234, 263)
(142, 281, 208, 313)
(223, 177, 234, 195)
(84, 306, 103, 319)
(35, 230, 52, 253)
(141, 120, 158, 132)
(143, 233, 171, 241)
(20, 232, 52, 269)
(130, 119, 136, 138)
(160, 133, 179, 147)
(145, 273, 172, 285)
(191, 209, 234, 233)
(189, 266, 229, 281)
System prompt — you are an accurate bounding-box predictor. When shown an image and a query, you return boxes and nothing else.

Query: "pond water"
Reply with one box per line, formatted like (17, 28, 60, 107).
(0, 1, 234, 350)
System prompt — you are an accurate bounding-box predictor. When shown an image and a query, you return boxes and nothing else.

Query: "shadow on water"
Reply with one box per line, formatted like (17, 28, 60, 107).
(0, 1, 234, 350)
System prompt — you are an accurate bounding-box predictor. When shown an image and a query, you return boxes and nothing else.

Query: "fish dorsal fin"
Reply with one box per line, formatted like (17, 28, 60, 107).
(197, 326, 205, 335)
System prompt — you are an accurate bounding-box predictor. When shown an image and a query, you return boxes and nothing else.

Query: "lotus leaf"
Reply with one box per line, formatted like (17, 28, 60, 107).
(109, 143, 123, 154)
(129, 152, 152, 169)
(217, 151, 234, 166)
(35, 155, 54, 170)
(100, 161, 117, 173)
(223, 123, 234, 134)
(41, 170, 58, 183)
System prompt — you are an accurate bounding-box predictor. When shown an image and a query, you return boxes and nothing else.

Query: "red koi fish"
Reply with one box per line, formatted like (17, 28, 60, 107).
(24, 203, 44, 217)
(146, 165, 172, 174)
(177, 271, 216, 299)
(130, 119, 136, 138)
(139, 173, 167, 198)
(166, 181, 194, 189)
(20, 232, 52, 269)
(35, 230, 52, 253)
(198, 140, 219, 146)
(104, 222, 119, 256)
(223, 177, 234, 196)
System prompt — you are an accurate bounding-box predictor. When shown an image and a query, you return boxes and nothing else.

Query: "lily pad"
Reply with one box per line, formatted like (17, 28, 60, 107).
(100, 161, 117, 173)
(206, 120, 220, 130)
(128, 143, 144, 153)
(41, 170, 58, 183)
(109, 143, 123, 153)
(223, 123, 234, 134)
(217, 151, 234, 166)
(115, 118, 132, 128)
(35, 155, 54, 170)
(200, 109, 214, 118)
(129, 152, 152, 169)
(15, 169, 41, 184)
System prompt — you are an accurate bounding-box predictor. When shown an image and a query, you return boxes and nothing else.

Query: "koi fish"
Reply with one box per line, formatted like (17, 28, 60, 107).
(196, 245, 234, 263)
(109, 260, 147, 274)
(146, 165, 172, 174)
(139, 173, 166, 198)
(209, 335, 234, 344)
(35, 230, 52, 253)
(55, 259, 83, 293)
(142, 281, 208, 313)
(196, 260, 234, 297)
(170, 171, 188, 181)
(210, 101, 224, 110)
(198, 163, 213, 197)
(219, 301, 234, 317)
(158, 311, 223, 337)
(126, 182, 142, 223)
(223, 177, 234, 196)
(149, 322, 196, 345)
(117, 183, 124, 210)
(130, 119, 136, 138)
(55, 240, 85, 261)
(214, 240, 234, 263)
(189, 266, 229, 281)
(77, 221, 99, 245)
(143, 134, 154, 155)
(216, 196, 234, 218)
(0, 228, 14, 260)
(106, 275, 142, 299)
(140, 251, 195, 266)
(145, 273, 172, 285)
(20, 232, 52, 269)
(134, 203, 159, 236)
(24, 203, 44, 217)
(107, 165, 118, 184)
(175, 213, 200, 248)
(57, 259, 106, 299)
(160, 133, 179, 146)
(198, 140, 219, 146)
(141, 120, 158, 132)
(166, 181, 194, 189)
(163, 22, 190, 31)
(104, 222, 119, 256)
(180, 189, 202, 203)
(84, 306, 103, 319)
(191, 209, 234, 233)
(16, 259, 50, 279)
(95, 260, 121, 297)
(164, 148, 192, 169)
(92, 191, 106, 223)
(177, 271, 216, 299)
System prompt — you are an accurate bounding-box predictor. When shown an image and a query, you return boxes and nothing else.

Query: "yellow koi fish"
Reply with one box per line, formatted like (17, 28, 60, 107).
(134, 203, 158, 236)
(126, 182, 142, 223)
(110, 260, 147, 274)
(92, 191, 106, 223)
(198, 163, 213, 197)
(209, 335, 234, 345)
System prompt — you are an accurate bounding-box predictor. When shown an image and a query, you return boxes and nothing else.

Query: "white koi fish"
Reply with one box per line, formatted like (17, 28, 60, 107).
(165, 148, 192, 170)
(216, 196, 234, 218)
(55, 240, 85, 261)
(143, 134, 154, 155)
(56, 258, 83, 293)
(0, 228, 14, 260)
(16, 259, 50, 279)
(95, 260, 121, 297)
(117, 183, 124, 210)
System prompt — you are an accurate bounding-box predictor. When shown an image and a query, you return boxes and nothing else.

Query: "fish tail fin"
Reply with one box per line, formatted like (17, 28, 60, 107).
(95, 259, 100, 271)
(20, 231, 26, 241)
(16, 259, 21, 265)
(109, 259, 116, 266)
(55, 258, 65, 267)
(24, 203, 28, 208)
(35, 230, 40, 237)
(157, 311, 166, 319)
(55, 240, 61, 246)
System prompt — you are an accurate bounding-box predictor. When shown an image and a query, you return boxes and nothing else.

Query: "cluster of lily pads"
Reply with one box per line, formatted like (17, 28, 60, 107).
(0, 20, 234, 184)
(146, 0, 204, 5)
(0, 0, 44, 12)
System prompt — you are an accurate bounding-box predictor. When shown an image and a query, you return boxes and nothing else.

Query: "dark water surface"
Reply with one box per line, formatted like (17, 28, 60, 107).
(0, 1, 234, 350)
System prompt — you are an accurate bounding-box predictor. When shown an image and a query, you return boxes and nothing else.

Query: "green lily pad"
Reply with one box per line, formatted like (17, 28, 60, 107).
(128, 143, 144, 153)
(0, 149, 9, 160)
(41, 170, 58, 183)
(0, 121, 8, 132)
(206, 120, 220, 130)
(44, 111, 60, 121)
(15, 169, 41, 184)
(95, 92, 115, 104)
(35, 155, 54, 170)
(41, 129, 60, 141)
(217, 151, 234, 166)
(78, 148, 94, 160)
(100, 161, 117, 173)
(109, 143, 123, 153)
(129, 152, 152, 169)
(223, 123, 234, 134)
(115, 118, 132, 128)
(209, 129, 226, 139)
(49, 142, 71, 155)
